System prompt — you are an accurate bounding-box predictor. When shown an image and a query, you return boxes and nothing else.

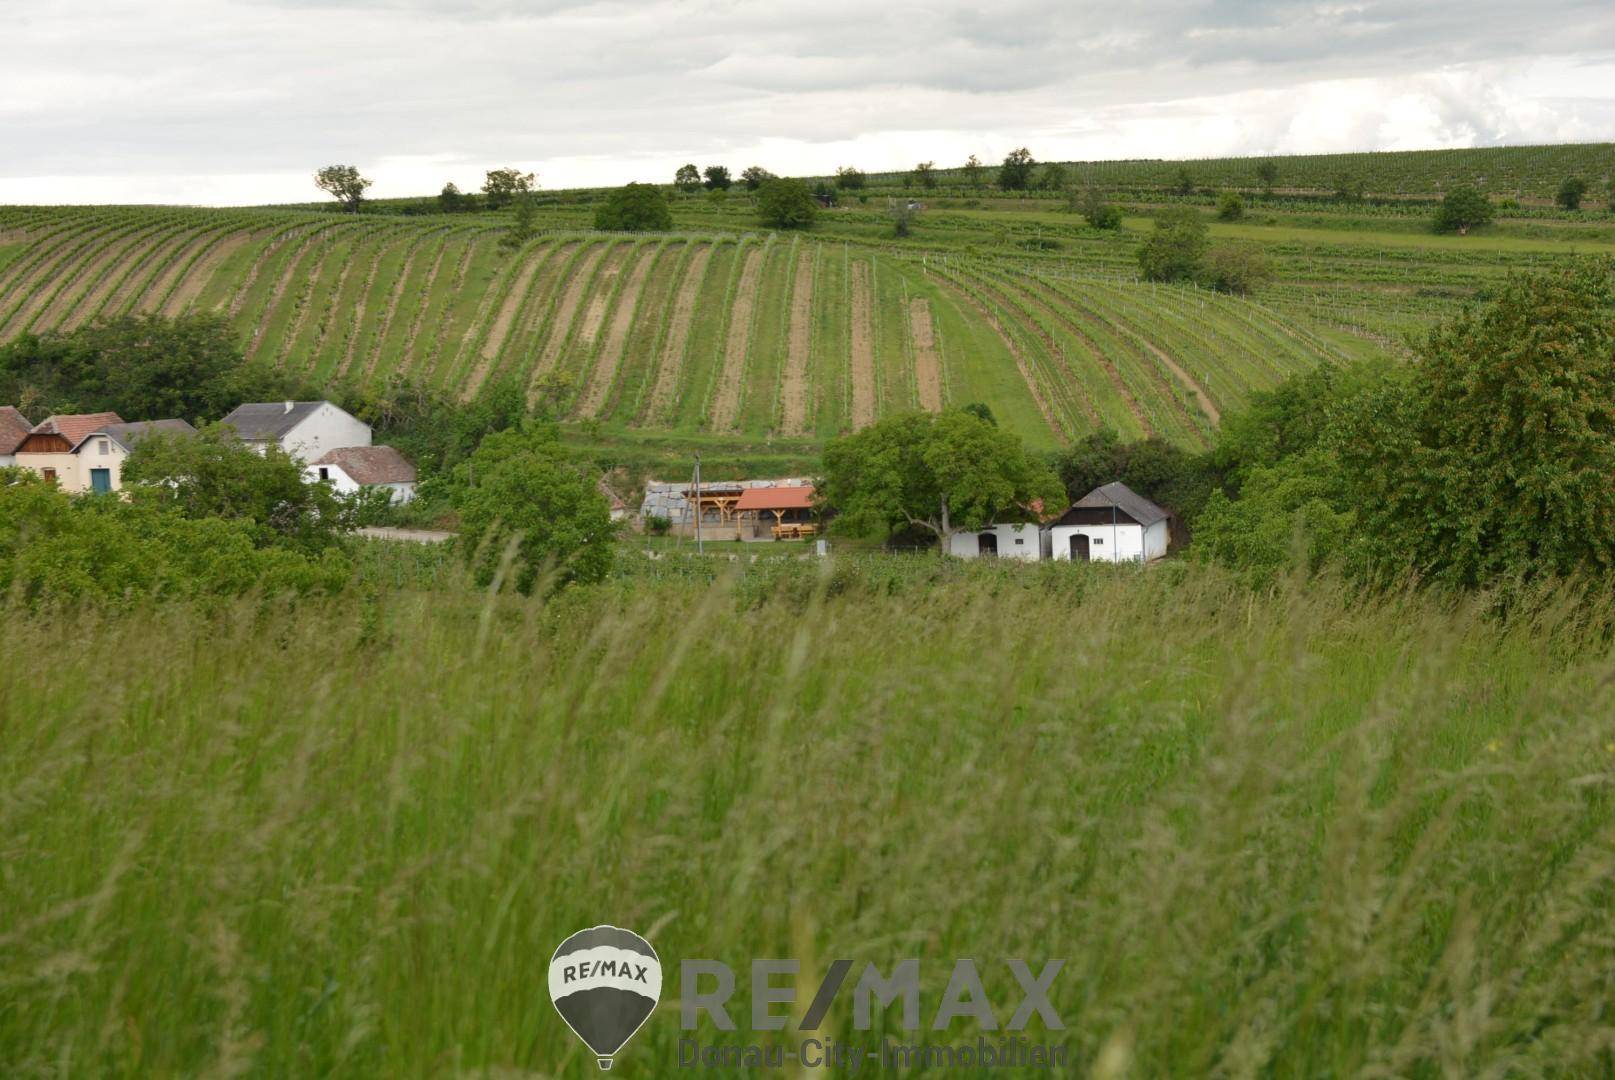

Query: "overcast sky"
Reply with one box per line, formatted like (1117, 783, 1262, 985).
(3, 0, 1614, 206)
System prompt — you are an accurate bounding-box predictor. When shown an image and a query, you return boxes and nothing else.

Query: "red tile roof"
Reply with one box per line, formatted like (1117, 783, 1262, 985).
(35, 412, 123, 449)
(733, 485, 815, 512)
(312, 445, 416, 484)
(0, 406, 31, 455)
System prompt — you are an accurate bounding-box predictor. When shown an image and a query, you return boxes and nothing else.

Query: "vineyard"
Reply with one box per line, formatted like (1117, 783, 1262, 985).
(0, 204, 1361, 451)
(4, 145, 1612, 453)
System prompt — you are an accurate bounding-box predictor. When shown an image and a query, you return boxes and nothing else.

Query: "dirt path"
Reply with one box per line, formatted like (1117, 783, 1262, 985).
(929, 271, 1064, 441)
(533, 244, 608, 379)
(579, 246, 655, 417)
(779, 247, 816, 435)
(709, 245, 766, 430)
(163, 229, 254, 316)
(848, 259, 877, 429)
(1138, 338, 1219, 424)
(573, 245, 629, 354)
(136, 228, 223, 313)
(908, 297, 944, 411)
(32, 228, 151, 331)
(461, 246, 549, 397)
(334, 233, 415, 379)
(396, 234, 456, 378)
(647, 244, 713, 422)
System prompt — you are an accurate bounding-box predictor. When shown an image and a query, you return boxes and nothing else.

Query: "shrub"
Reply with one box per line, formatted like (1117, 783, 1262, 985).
(1215, 192, 1245, 221)
(593, 183, 673, 232)
(1557, 176, 1588, 210)
(1202, 243, 1273, 295)
(756, 178, 818, 229)
(1433, 185, 1494, 233)
(1137, 208, 1208, 283)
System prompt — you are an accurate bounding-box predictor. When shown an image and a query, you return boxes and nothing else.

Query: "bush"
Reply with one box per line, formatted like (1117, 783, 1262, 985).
(1433, 185, 1494, 233)
(1215, 192, 1245, 221)
(756, 178, 818, 229)
(1137, 208, 1208, 283)
(834, 166, 865, 191)
(645, 514, 671, 536)
(1202, 243, 1274, 295)
(593, 183, 673, 232)
(1557, 176, 1588, 210)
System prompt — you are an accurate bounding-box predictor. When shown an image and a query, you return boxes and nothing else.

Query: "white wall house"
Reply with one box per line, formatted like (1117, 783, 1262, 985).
(220, 401, 371, 463)
(1048, 482, 1171, 564)
(948, 523, 1049, 561)
(307, 445, 417, 503)
(9, 414, 194, 493)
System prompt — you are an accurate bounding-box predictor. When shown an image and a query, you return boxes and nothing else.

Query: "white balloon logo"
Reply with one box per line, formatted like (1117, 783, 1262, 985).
(548, 925, 662, 1070)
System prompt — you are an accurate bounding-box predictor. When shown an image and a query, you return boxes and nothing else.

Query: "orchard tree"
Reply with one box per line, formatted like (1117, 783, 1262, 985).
(756, 178, 817, 229)
(1342, 264, 1615, 587)
(1433, 185, 1495, 234)
(998, 148, 1036, 191)
(483, 167, 535, 210)
(819, 408, 1065, 556)
(674, 164, 702, 192)
(740, 166, 776, 191)
(594, 182, 673, 231)
(1137, 207, 1208, 283)
(703, 165, 732, 191)
(314, 165, 371, 212)
(835, 166, 866, 191)
(453, 422, 615, 592)
(1558, 176, 1588, 210)
(1255, 160, 1279, 194)
(910, 161, 936, 190)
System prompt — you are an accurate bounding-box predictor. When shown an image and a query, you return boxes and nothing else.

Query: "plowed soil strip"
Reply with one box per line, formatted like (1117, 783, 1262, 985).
(909, 296, 943, 411)
(165, 230, 255, 316)
(230, 226, 311, 318)
(32, 227, 152, 331)
(135, 228, 223, 313)
(579, 246, 655, 417)
(361, 230, 442, 379)
(780, 248, 816, 435)
(709, 245, 765, 430)
(533, 245, 608, 379)
(464, 247, 550, 396)
(573, 246, 629, 356)
(849, 260, 877, 429)
(648, 244, 713, 422)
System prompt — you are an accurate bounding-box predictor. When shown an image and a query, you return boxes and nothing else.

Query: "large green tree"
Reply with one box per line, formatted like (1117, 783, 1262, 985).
(314, 165, 371, 212)
(482, 167, 536, 210)
(1433, 185, 1495, 233)
(1137, 208, 1209, 283)
(674, 164, 702, 192)
(756, 178, 818, 229)
(819, 409, 1065, 555)
(998, 148, 1036, 191)
(702, 165, 732, 191)
(1557, 176, 1588, 210)
(1341, 263, 1615, 587)
(594, 183, 673, 231)
(453, 423, 614, 592)
(739, 166, 776, 191)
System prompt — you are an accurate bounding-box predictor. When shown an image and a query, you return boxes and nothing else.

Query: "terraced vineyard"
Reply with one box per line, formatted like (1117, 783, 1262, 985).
(0, 205, 1354, 450)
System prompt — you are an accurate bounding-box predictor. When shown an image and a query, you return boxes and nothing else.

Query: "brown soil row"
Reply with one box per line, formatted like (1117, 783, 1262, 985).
(135, 228, 222, 314)
(848, 260, 877, 429)
(163, 230, 254, 317)
(465, 246, 548, 393)
(30, 229, 151, 332)
(908, 297, 944, 411)
(779, 247, 816, 435)
(647, 245, 713, 422)
(533, 244, 609, 378)
(709, 245, 766, 430)
(579, 246, 656, 417)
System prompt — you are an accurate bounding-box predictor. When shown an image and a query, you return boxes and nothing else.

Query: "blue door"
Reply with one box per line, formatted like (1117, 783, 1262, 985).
(90, 468, 111, 493)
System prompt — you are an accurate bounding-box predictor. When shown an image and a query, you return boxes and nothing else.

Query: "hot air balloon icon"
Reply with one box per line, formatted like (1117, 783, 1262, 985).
(548, 925, 662, 1070)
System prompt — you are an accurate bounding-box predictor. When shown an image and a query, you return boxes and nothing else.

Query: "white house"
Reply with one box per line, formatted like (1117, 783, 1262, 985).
(1048, 482, 1171, 564)
(0, 406, 32, 467)
(220, 400, 371, 463)
(10, 414, 195, 493)
(307, 445, 417, 503)
(948, 523, 1050, 561)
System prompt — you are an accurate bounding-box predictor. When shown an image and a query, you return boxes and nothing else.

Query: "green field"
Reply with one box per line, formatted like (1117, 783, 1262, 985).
(5, 556, 1615, 1075)
(4, 142, 1613, 460)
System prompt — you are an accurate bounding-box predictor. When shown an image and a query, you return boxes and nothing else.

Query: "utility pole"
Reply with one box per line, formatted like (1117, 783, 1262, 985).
(692, 452, 703, 556)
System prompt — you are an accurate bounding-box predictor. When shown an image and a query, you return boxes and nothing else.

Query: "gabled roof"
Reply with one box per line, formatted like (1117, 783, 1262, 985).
(82, 419, 198, 453)
(312, 445, 416, 484)
(1067, 482, 1170, 527)
(734, 484, 815, 512)
(0, 406, 31, 455)
(33, 411, 124, 449)
(220, 401, 332, 441)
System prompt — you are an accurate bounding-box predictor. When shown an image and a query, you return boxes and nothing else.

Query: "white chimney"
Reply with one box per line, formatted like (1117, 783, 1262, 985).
(283, 401, 294, 414)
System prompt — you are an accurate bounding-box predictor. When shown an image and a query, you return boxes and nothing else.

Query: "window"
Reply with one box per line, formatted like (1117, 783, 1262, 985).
(1014, 538, 1025, 545)
(318, 467, 330, 480)
(42, 468, 57, 486)
(98, 438, 109, 455)
(1093, 537, 1104, 545)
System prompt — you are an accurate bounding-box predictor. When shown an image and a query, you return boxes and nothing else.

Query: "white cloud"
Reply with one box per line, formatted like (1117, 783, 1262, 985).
(1, 0, 1611, 204)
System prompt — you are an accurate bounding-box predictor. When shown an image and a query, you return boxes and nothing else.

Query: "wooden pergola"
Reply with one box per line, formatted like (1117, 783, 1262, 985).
(685, 484, 746, 524)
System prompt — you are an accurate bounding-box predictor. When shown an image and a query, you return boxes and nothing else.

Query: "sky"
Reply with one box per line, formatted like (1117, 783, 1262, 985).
(3, 0, 1614, 206)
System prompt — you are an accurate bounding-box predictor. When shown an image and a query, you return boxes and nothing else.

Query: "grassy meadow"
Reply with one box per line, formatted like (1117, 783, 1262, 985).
(5, 556, 1615, 1075)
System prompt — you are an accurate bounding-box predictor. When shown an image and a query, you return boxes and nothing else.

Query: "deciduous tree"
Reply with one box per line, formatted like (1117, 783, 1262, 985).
(1558, 176, 1588, 210)
(594, 182, 673, 231)
(1137, 208, 1208, 283)
(482, 167, 536, 210)
(314, 165, 371, 212)
(998, 148, 1036, 191)
(1433, 185, 1494, 234)
(740, 166, 776, 191)
(910, 161, 936, 189)
(703, 165, 732, 191)
(1255, 160, 1279, 194)
(674, 164, 702, 192)
(835, 166, 866, 190)
(756, 178, 817, 229)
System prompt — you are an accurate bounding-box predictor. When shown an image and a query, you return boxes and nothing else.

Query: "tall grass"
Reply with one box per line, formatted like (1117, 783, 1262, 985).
(4, 559, 1614, 1075)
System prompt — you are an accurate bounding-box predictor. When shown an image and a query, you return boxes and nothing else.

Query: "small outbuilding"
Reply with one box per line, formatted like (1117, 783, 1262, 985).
(733, 484, 816, 540)
(1049, 482, 1171, 563)
(307, 445, 417, 503)
(948, 523, 1049, 561)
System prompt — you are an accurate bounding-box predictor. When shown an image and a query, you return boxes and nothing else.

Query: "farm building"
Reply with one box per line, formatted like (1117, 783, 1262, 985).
(307, 445, 417, 504)
(948, 524, 1049, 561)
(0, 406, 32, 467)
(220, 400, 371, 463)
(1049, 482, 1171, 563)
(10, 414, 195, 493)
(639, 477, 814, 536)
(598, 479, 630, 522)
(733, 484, 817, 541)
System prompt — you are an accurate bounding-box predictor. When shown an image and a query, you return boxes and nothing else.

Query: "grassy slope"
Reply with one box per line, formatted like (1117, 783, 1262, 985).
(3, 561, 1613, 1075)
